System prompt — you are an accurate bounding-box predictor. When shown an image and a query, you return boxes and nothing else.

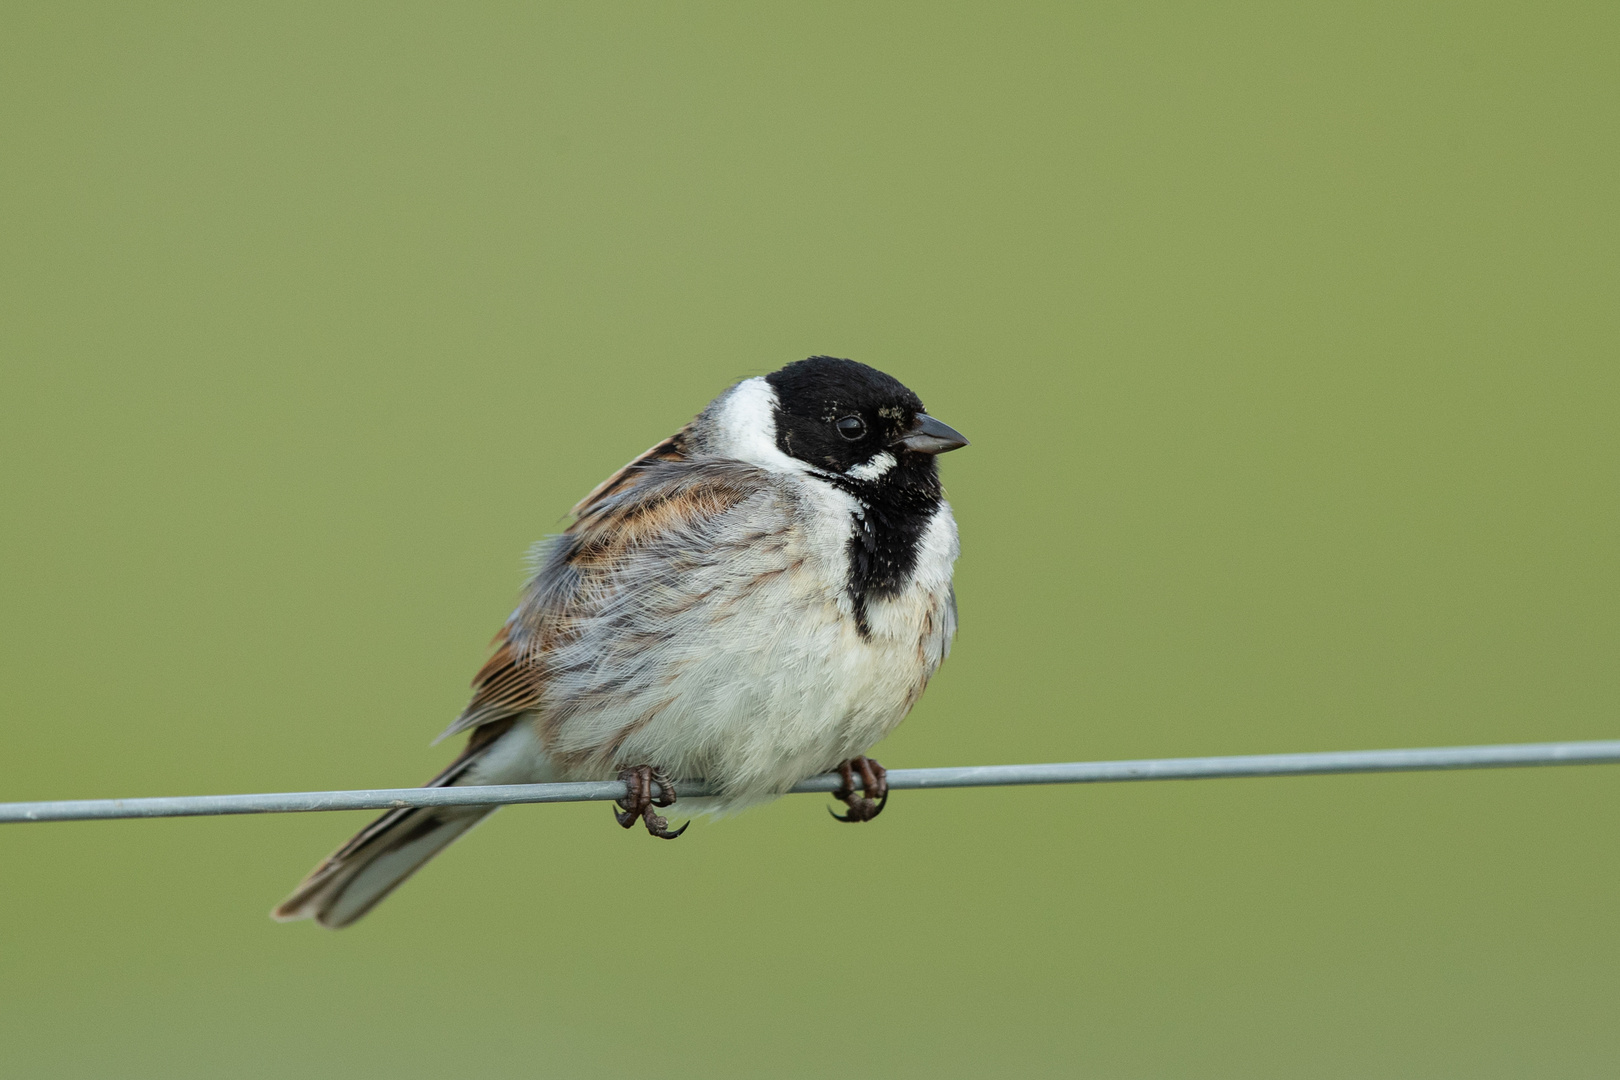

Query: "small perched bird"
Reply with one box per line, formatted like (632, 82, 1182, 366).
(273, 356, 968, 927)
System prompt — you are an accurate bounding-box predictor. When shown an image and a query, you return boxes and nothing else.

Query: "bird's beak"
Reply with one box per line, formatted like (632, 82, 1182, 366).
(893, 413, 970, 455)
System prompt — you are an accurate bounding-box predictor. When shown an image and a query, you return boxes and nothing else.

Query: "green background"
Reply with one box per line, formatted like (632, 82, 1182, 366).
(2, 3, 1617, 1076)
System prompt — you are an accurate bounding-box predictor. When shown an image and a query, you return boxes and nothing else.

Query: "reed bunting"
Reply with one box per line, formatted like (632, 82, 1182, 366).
(274, 356, 967, 927)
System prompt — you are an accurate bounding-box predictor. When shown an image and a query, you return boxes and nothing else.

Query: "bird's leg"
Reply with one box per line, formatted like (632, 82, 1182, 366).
(614, 765, 688, 839)
(829, 755, 888, 822)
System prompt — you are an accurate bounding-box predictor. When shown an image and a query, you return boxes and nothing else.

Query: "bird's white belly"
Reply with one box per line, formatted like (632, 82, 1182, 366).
(535, 500, 958, 813)
(623, 588, 949, 809)
(668, 596, 934, 808)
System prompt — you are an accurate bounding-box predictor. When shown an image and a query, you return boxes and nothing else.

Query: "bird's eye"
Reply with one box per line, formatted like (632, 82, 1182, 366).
(835, 415, 866, 440)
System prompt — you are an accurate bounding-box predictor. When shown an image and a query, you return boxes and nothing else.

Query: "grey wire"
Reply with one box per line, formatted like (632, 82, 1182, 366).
(3, 740, 1617, 824)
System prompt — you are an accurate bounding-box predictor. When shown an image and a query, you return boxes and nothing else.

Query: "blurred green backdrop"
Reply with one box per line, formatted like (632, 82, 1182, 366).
(2, 2, 1617, 1077)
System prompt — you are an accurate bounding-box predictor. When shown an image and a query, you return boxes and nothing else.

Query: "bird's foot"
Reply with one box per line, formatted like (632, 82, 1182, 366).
(829, 756, 888, 823)
(614, 765, 688, 839)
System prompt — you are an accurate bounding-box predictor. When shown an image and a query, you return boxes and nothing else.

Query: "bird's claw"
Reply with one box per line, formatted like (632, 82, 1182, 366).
(614, 765, 688, 839)
(829, 756, 888, 823)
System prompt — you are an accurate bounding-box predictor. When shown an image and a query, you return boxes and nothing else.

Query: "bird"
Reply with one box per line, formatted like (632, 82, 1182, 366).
(272, 356, 968, 928)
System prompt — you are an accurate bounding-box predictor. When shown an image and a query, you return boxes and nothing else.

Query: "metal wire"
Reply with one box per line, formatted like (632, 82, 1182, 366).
(2, 739, 1617, 824)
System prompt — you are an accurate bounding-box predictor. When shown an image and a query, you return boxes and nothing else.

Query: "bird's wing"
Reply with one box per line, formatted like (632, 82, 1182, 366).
(430, 624, 538, 743)
(280, 449, 782, 928)
(568, 425, 692, 518)
(434, 449, 779, 746)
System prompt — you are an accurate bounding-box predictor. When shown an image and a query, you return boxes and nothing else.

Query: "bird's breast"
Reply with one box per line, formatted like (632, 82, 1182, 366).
(539, 480, 959, 812)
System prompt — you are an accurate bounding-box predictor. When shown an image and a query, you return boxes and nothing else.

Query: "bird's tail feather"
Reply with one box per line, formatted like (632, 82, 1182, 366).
(272, 720, 514, 929)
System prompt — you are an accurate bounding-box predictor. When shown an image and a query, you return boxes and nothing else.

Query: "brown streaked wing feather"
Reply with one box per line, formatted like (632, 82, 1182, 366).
(432, 625, 541, 744)
(566, 458, 770, 560)
(568, 426, 690, 518)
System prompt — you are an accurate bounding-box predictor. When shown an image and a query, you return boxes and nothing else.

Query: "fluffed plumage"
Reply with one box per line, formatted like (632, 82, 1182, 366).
(274, 356, 966, 927)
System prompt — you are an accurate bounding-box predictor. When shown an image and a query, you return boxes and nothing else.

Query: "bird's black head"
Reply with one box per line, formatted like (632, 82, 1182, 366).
(764, 356, 968, 481)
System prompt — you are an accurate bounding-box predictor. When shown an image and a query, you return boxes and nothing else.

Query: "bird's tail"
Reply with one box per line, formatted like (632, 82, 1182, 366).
(272, 720, 515, 929)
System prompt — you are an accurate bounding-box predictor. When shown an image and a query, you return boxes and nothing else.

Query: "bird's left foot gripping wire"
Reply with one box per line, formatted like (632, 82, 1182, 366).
(830, 756, 888, 822)
(615, 765, 688, 839)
